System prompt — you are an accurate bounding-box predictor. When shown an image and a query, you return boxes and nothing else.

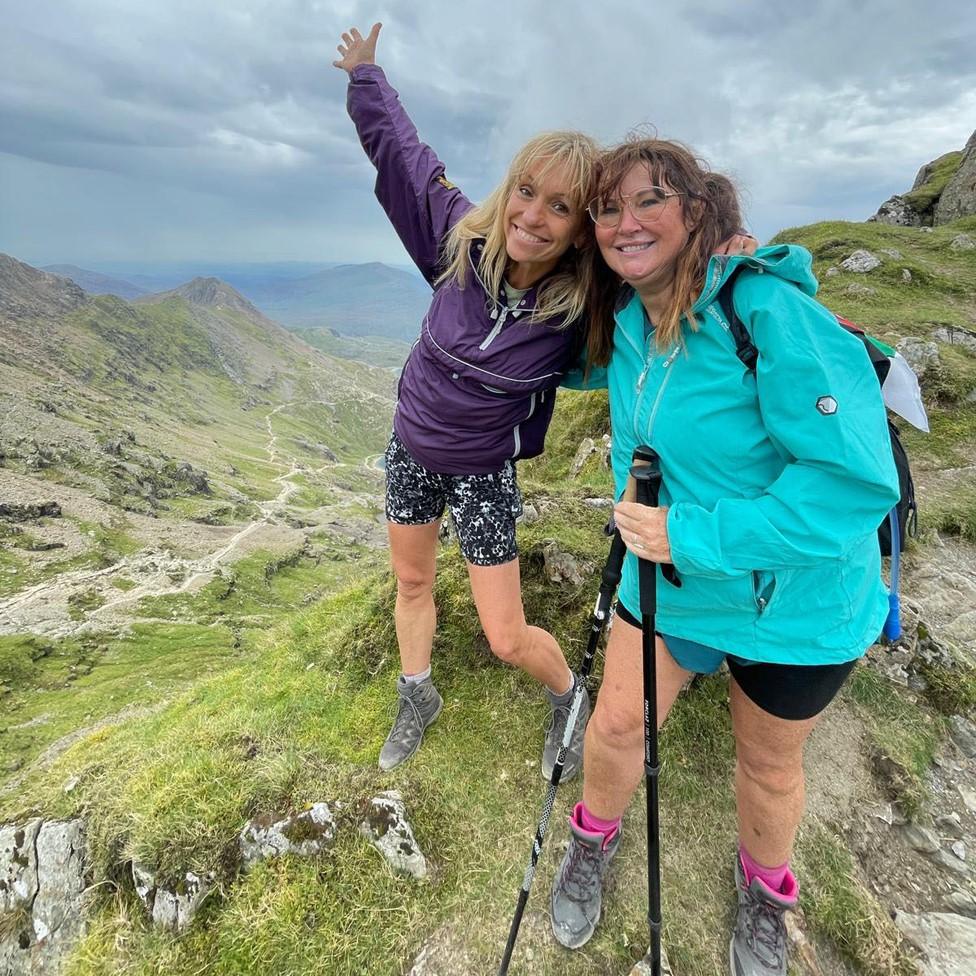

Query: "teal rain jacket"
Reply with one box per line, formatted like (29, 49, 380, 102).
(567, 245, 901, 665)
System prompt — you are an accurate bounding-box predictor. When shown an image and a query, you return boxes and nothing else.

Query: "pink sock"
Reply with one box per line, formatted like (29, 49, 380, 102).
(574, 802, 621, 848)
(738, 845, 795, 899)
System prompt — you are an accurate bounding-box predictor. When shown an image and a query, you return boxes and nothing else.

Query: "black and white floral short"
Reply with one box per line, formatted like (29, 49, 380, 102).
(384, 431, 523, 566)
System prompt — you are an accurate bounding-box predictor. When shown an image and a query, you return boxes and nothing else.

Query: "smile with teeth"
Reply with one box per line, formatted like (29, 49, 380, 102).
(513, 224, 549, 245)
(617, 242, 654, 252)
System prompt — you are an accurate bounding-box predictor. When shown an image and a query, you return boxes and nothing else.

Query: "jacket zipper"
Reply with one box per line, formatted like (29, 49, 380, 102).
(512, 391, 539, 457)
(634, 340, 680, 442)
(479, 306, 510, 351)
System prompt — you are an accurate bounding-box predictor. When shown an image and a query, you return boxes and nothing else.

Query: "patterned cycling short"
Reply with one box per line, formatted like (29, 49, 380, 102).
(384, 431, 522, 566)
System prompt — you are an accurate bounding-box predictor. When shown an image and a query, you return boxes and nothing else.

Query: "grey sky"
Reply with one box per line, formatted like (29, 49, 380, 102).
(2, 0, 974, 267)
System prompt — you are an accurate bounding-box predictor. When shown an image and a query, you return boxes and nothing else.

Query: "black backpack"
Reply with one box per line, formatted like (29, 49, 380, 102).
(716, 268, 917, 557)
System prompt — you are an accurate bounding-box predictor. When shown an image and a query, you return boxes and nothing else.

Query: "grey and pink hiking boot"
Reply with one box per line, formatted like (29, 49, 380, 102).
(550, 807, 620, 949)
(730, 855, 798, 976)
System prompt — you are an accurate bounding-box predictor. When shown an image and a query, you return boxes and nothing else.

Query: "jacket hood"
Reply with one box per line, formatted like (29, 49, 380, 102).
(614, 244, 819, 319)
(697, 244, 818, 311)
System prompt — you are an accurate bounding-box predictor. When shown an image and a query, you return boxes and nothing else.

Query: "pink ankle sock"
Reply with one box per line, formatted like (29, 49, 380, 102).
(575, 802, 621, 846)
(739, 845, 792, 896)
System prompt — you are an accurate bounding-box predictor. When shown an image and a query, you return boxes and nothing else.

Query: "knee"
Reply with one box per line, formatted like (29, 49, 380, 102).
(394, 571, 434, 603)
(737, 747, 803, 799)
(589, 698, 644, 752)
(483, 622, 529, 665)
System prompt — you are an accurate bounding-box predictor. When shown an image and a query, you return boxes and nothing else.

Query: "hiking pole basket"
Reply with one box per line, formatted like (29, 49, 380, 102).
(497, 524, 627, 975)
(630, 445, 665, 976)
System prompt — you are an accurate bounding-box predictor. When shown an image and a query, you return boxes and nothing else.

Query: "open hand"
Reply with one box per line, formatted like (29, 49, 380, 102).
(333, 22, 382, 74)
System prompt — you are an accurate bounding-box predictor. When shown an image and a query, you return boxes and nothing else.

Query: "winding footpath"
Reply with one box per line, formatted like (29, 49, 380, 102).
(0, 402, 379, 638)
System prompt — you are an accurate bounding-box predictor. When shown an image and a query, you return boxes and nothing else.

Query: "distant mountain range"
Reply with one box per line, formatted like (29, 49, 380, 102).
(42, 260, 432, 343)
(42, 264, 149, 300)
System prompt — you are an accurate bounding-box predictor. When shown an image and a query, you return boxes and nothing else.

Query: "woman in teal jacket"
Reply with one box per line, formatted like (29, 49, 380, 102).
(550, 143, 899, 975)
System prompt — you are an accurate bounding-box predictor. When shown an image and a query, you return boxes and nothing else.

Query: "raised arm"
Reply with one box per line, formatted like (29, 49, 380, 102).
(333, 23, 473, 284)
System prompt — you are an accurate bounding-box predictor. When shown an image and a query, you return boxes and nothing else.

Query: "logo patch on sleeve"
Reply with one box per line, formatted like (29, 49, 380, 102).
(816, 395, 838, 416)
(436, 175, 457, 190)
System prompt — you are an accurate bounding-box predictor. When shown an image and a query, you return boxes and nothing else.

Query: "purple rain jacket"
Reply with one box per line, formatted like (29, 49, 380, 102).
(346, 64, 582, 474)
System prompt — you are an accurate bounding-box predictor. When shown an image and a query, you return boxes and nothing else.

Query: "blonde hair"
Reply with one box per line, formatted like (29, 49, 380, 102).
(437, 131, 600, 326)
(585, 139, 742, 365)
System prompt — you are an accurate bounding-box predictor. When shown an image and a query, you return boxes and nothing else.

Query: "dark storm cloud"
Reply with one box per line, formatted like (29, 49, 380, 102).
(1, 0, 974, 264)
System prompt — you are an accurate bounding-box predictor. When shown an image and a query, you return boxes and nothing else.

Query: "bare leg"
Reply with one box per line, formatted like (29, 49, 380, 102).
(466, 558, 572, 693)
(582, 616, 692, 820)
(730, 677, 822, 866)
(388, 520, 441, 675)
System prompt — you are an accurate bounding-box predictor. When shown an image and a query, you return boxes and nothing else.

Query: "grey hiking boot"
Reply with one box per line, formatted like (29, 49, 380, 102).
(729, 855, 797, 976)
(542, 675, 589, 781)
(378, 675, 443, 771)
(550, 811, 621, 949)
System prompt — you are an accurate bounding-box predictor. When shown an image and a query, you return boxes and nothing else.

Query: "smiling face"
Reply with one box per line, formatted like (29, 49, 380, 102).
(594, 163, 693, 298)
(503, 160, 584, 288)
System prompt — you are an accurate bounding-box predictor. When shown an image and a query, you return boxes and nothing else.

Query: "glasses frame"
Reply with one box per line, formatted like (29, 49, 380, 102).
(586, 185, 685, 227)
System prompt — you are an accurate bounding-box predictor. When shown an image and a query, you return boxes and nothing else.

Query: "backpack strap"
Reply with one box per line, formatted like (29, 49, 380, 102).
(716, 265, 759, 371)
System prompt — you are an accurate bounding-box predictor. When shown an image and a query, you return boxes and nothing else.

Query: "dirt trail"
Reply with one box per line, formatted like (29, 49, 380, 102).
(0, 402, 383, 638)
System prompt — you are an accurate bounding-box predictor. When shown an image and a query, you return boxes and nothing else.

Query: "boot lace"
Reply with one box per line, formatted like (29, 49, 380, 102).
(560, 838, 604, 904)
(388, 692, 423, 743)
(743, 889, 787, 968)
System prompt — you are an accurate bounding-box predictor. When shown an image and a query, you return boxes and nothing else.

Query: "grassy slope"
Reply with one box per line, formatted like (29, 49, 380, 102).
(5, 218, 976, 974)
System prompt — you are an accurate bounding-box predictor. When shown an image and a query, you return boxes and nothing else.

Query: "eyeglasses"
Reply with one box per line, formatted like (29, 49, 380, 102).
(586, 186, 685, 227)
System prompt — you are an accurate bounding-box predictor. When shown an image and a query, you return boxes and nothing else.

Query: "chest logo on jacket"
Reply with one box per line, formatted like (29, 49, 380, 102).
(816, 395, 839, 416)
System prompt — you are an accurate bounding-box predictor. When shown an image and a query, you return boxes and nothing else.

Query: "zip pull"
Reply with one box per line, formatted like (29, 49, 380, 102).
(489, 305, 499, 320)
(662, 345, 680, 368)
(479, 307, 510, 351)
(637, 363, 650, 391)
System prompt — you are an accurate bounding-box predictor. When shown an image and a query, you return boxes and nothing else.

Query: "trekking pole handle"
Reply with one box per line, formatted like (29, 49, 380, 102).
(624, 446, 682, 590)
(624, 445, 662, 505)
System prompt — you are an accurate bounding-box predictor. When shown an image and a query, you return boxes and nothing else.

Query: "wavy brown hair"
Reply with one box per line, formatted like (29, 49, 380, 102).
(586, 139, 743, 366)
(437, 131, 600, 327)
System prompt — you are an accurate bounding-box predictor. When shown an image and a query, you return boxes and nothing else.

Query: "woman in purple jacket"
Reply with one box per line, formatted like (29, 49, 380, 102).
(334, 24, 600, 776)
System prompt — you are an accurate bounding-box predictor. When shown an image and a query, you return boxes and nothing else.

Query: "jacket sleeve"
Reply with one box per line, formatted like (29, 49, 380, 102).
(559, 346, 609, 390)
(667, 271, 901, 577)
(347, 64, 473, 284)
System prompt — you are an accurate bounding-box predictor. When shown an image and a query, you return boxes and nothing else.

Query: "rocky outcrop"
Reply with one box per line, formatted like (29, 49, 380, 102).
(131, 863, 212, 933)
(934, 131, 976, 225)
(870, 195, 926, 227)
(894, 910, 976, 975)
(0, 502, 62, 522)
(359, 791, 428, 880)
(871, 130, 976, 226)
(841, 249, 882, 273)
(0, 819, 87, 976)
(239, 803, 337, 869)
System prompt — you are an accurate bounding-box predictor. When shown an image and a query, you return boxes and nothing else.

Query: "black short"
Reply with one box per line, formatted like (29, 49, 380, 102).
(613, 603, 856, 721)
(384, 431, 522, 567)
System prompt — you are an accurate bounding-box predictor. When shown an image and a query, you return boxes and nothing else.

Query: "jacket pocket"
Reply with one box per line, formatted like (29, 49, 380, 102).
(661, 570, 756, 617)
(752, 570, 777, 615)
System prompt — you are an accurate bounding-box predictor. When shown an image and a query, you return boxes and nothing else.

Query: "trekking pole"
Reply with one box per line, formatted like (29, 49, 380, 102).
(497, 524, 627, 976)
(629, 445, 666, 976)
